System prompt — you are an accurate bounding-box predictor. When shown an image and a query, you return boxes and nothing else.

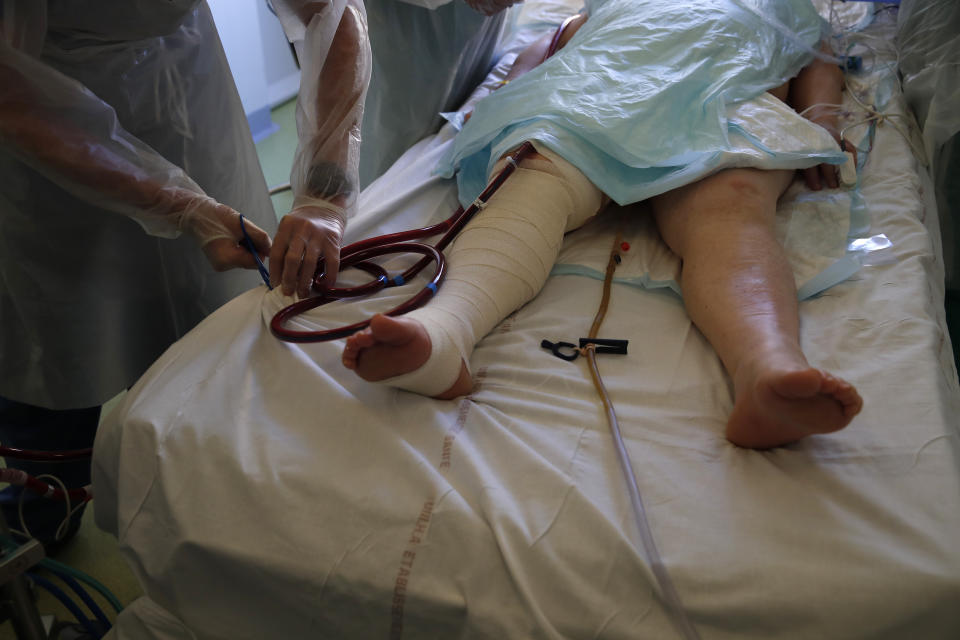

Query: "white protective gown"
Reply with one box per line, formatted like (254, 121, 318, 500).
(269, 0, 508, 239)
(0, 0, 279, 409)
(360, 0, 506, 186)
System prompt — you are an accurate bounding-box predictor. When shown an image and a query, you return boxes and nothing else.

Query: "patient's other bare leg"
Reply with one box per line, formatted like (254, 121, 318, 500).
(651, 168, 863, 448)
(342, 148, 603, 398)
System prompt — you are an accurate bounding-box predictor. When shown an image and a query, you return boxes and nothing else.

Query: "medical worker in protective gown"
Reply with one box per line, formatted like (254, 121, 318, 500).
(0, 0, 276, 547)
(1, 0, 519, 548)
(267, 0, 518, 298)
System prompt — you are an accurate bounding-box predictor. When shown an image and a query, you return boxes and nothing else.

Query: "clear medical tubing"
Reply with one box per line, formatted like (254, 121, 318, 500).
(0, 1, 244, 246)
(585, 236, 701, 640)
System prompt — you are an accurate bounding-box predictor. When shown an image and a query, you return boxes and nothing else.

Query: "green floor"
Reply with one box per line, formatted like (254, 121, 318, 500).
(256, 98, 298, 220)
(0, 101, 299, 639)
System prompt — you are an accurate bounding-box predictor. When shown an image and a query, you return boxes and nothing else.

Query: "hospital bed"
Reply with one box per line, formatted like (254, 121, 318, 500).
(93, 1, 960, 638)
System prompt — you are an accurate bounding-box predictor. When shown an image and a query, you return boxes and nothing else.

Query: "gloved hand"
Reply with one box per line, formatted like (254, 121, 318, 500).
(175, 189, 273, 272)
(463, 0, 521, 16)
(269, 199, 346, 298)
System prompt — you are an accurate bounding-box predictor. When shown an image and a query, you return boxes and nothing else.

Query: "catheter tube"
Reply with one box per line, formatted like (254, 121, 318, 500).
(585, 235, 701, 640)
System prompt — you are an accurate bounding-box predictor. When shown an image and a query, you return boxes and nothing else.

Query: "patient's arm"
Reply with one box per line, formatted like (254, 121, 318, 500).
(503, 13, 588, 83)
(464, 13, 587, 123)
(788, 43, 851, 190)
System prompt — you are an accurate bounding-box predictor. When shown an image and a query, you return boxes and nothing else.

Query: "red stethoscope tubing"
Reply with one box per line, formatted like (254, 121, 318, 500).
(270, 15, 580, 344)
(270, 242, 445, 343)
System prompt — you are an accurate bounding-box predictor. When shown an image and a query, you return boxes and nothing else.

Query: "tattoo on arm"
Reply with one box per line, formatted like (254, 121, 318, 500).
(306, 162, 353, 200)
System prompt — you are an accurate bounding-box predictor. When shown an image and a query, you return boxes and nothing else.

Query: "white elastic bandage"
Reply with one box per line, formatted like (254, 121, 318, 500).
(373, 316, 467, 397)
(381, 146, 602, 396)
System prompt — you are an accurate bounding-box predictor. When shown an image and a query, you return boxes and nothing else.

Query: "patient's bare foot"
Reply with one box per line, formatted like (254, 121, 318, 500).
(342, 314, 472, 399)
(726, 359, 862, 449)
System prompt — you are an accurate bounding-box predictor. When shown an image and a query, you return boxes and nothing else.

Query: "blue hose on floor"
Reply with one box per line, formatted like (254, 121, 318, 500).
(45, 567, 113, 631)
(26, 572, 102, 638)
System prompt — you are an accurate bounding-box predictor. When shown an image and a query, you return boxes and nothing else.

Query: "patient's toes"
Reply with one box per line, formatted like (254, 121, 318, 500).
(351, 328, 377, 349)
(341, 314, 432, 382)
(833, 380, 863, 416)
(342, 328, 374, 368)
(342, 342, 359, 369)
(819, 371, 839, 393)
(727, 366, 861, 449)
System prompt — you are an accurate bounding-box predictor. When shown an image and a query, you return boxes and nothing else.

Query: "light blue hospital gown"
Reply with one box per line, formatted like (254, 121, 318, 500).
(437, 0, 844, 207)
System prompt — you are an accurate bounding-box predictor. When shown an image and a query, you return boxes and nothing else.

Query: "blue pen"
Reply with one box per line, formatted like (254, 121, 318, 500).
(239, 214, 272, 289)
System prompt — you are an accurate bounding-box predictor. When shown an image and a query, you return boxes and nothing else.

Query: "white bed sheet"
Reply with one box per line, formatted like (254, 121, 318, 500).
(93, 6, 960, 640)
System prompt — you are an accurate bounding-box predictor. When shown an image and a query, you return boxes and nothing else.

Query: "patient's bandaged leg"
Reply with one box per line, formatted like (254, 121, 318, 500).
(383, 148, 603, 395)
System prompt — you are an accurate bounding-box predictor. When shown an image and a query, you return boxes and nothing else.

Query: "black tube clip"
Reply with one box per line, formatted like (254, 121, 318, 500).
(540, 339, 581, 361)
(578, 338, 628, 355)
(541, 337, 628, 361)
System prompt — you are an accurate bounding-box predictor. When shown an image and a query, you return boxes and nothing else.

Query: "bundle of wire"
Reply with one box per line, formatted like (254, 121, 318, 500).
(0, 442, 121, 635)
(0, 446, 93, 546)
(0, 536, 124, 638)
(817, 0, 925, 164)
